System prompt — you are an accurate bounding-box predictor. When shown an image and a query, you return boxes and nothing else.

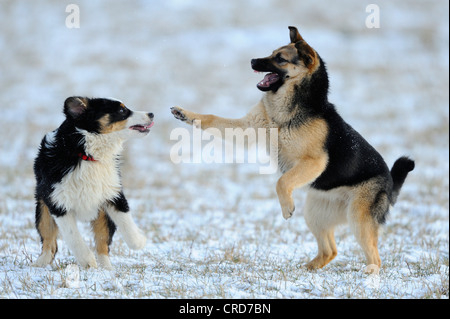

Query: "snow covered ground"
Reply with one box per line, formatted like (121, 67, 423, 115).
(0, 0, 448, 299)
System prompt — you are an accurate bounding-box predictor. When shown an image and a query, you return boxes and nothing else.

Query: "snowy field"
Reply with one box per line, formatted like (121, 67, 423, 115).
(0, 0, 448, 299)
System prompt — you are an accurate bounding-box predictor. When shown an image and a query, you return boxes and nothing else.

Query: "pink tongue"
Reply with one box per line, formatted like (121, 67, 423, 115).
(147, 122, 154, 128)
(260, 73, 279, 86)
(265, 73, 278, 81)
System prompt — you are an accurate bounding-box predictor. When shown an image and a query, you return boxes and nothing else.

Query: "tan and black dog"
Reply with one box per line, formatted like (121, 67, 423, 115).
(171, 26, 414, 271)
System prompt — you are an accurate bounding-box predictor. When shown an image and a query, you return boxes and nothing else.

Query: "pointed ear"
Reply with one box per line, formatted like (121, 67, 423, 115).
(288, 26, 303, 43)
(64, 97, 88, 119)
(289, 27, 318, 70)
(295, 41, 316, 68)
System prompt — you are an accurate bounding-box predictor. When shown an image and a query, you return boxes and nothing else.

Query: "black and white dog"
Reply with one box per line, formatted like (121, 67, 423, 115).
(33, 97, 154, 269)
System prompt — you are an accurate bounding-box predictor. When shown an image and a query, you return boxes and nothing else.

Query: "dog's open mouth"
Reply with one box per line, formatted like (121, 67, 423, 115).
(130, 122, 154, 133)
(256, 72, 281, 91)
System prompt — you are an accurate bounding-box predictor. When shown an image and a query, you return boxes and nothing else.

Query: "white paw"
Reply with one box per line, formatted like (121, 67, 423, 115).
(126, 231, 146, 250)
(75, 249, 98, 269)
(97, 254, 113, 270)
(33, 251, 54, 267)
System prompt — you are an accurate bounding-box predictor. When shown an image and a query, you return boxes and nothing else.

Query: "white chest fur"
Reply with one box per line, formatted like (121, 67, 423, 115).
(51, 159, 122, 221)
(50, 131, 125, 222)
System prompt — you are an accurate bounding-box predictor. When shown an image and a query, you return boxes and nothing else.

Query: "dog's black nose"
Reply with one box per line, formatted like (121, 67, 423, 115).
(251, 59, 256, 67)
(148, 113, 154, 119)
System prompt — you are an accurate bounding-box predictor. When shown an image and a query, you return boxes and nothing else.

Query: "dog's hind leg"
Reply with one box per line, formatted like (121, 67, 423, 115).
(54, 213, 98, 268)
(348, 190, 382, 272)
(34, 200, 59, 267)
(91, 209, 116, 270)
(306, 229, 337, 270)
(303, 192, 346, 270)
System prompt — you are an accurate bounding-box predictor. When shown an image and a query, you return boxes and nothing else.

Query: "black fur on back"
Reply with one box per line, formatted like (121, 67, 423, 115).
(34, 121, 86, 217)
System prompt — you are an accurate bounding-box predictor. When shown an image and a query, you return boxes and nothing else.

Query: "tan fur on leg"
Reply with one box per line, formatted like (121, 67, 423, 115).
(306, 229, 338, 270)
(348, 193, 382, 269)
(91, 209, 113, 269)
(34, 200, 58, 267)
(277, 155, 328, 219)
(303, 190, 347, 269)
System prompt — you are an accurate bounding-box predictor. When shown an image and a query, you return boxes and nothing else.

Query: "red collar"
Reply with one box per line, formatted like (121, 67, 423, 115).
(78, 152, 97, 162)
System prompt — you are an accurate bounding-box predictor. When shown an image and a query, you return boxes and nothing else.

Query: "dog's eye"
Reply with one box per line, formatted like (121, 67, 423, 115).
(118, 107, 130, 118)
(275, 54, 288, 64)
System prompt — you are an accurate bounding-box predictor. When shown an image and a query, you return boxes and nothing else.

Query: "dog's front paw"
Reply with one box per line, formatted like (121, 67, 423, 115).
(33, 251, 54, 267)
(76, 250, 98, 269)
(276, 180, 295, 220)
(171, 106, 195, 124)
(97, 254, 113, 270)
(282, 203, 295, 220)
(279, 196, 295, 220)
(126, 232, 147, 250)
(171, 106, 187, 121)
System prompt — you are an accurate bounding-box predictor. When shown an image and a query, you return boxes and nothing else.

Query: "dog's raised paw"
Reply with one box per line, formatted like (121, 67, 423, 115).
(171, 107, 187, 122)
(282, 205, 295, 220)
(126, 232, 147, 250)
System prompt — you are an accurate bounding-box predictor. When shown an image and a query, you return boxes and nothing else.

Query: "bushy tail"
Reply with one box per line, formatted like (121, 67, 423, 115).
(390, 156, 415, 205)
